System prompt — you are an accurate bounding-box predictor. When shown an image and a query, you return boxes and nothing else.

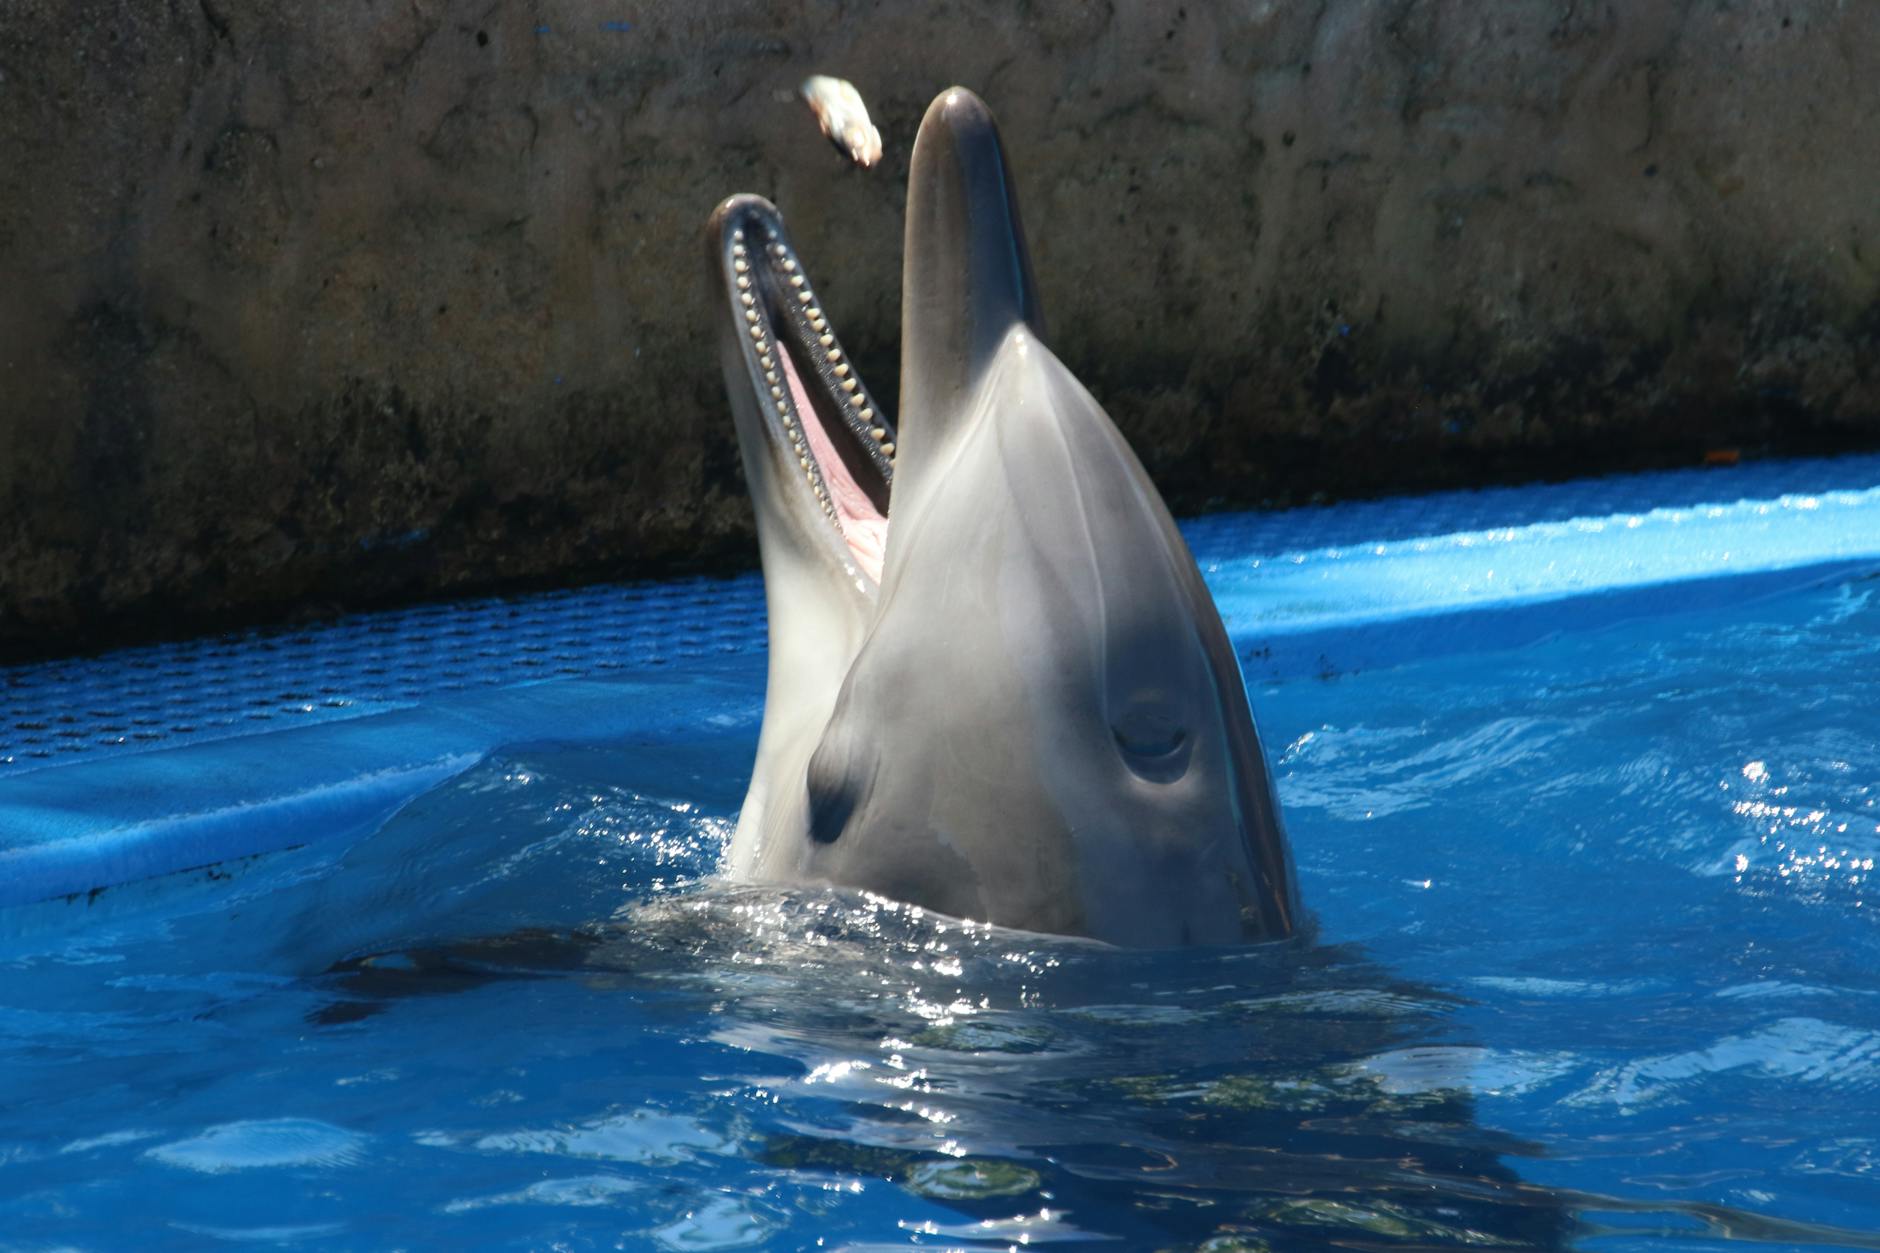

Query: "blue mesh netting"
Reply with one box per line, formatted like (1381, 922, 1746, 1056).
(6, 453, 1880, 778)
(0, 577, 766, 775)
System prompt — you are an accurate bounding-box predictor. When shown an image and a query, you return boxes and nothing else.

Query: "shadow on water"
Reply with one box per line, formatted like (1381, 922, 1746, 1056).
(313, 875, 1876, 1252)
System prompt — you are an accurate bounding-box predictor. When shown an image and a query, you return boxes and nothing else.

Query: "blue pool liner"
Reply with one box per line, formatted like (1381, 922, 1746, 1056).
(5, 453, 1880, 909)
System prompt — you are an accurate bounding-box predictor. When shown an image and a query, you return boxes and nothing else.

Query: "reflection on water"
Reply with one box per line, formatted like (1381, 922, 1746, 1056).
(322, 887, 1575, 1250)
(315, 881, 1878, 1251)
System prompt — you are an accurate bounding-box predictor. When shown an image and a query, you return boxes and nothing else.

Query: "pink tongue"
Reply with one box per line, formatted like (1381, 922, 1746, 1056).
(782, 350, 887, 583)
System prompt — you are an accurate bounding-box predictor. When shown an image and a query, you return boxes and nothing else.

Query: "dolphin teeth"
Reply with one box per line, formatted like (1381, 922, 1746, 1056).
(870, 426, 886, 440)
(720, 200, 891, 575)
(880, 442, 895, 455)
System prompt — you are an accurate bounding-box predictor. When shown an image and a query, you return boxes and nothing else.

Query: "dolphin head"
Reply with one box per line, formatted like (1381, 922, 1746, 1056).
(710, 89, 1299, 946)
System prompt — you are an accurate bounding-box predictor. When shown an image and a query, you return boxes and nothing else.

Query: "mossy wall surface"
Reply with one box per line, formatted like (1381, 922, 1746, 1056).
(2, 2, 1876, 654)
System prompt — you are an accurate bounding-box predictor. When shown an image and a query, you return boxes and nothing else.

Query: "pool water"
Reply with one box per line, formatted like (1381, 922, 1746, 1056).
(4, 488, 1880, 1247)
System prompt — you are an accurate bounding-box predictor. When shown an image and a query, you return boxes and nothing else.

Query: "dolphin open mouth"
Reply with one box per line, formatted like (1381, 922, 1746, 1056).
(709, 196, 896, 584)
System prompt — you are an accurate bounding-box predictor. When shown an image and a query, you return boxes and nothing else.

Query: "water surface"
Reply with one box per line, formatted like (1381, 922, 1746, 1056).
(3, 575, 1879, 1249)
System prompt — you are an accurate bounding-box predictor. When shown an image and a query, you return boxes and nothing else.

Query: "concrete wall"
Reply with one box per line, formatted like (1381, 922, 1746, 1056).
(3, 1, 1876, 655)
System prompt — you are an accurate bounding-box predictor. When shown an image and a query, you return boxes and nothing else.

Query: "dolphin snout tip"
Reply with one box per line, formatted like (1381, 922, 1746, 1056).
(705, 194, 784, 258)
(926, 86, 995, 134)
(709, 193, 777, 232)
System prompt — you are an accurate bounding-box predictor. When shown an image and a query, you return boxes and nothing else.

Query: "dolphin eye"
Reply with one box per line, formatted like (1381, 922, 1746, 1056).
(1111, 707, 1192, 783)
(1114, 725, 1186, 756)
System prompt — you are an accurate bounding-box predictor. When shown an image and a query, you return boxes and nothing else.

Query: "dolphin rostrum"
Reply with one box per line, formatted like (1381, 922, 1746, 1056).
(706, 88, 1298, 946)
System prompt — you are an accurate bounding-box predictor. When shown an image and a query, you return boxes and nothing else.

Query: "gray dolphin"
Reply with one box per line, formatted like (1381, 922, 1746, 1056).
(705, 88, 1298, 945)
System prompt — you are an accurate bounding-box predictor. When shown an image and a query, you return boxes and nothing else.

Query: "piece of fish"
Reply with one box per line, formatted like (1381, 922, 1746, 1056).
(800, 75, 882, 169)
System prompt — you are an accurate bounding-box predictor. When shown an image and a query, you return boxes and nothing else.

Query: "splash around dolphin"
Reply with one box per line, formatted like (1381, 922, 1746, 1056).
(706, 88, 1299, 946)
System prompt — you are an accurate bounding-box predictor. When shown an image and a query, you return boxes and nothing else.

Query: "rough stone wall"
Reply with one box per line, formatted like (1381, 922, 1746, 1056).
(2, 1, 1876, 656)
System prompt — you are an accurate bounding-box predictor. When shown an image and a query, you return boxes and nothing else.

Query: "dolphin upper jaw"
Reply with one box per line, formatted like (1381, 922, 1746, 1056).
(710, 88, 1302, 944)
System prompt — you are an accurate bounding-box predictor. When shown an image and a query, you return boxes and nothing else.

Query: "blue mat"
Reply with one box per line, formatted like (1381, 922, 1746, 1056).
(6, 454, 1880, 909)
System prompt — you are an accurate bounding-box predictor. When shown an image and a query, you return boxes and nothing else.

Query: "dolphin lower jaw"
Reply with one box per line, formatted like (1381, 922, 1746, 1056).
(708, 196, 896, 587)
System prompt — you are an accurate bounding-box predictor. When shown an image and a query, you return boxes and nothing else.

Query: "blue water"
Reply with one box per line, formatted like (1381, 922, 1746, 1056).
(3, 573, 1880, 1248)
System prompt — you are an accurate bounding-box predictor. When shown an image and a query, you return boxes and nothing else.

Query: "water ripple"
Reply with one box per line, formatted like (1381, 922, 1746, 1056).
(145, 1119, 368, 1173)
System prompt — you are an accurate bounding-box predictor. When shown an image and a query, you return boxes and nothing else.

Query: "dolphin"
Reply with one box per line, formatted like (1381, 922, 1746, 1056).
(705, 88, 1298, 946)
